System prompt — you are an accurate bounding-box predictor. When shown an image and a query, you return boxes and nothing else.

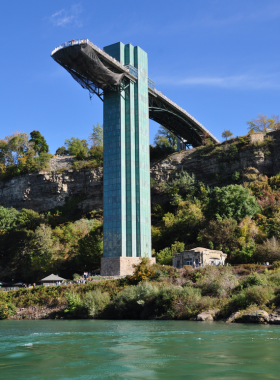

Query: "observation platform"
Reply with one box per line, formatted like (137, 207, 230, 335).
(51, 39, 219, 147)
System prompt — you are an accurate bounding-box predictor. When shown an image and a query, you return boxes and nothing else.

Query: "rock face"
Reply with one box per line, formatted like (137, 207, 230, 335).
(226, 312, 242, 323)
(1, 131, 280, 212)
(241, 310, 270, 323)
(0, 164, 103, 212)
(196, 309, 219, 321)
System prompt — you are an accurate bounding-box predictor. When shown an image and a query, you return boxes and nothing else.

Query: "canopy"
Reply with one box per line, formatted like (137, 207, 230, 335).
(52, 44, 124, 90)
(40, 274, 65, 282)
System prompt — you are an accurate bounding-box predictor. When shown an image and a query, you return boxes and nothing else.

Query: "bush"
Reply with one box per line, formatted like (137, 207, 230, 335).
(110, 282, 159, 319)
(207, 184, 260, 222)
(240, 273, 263, 289)
(267, 271, 280, 286)
(0, 303, 16, 319)
(272, 260, 280, 269)
(64, 292, 84, 316)
(130, 258, 156, 282)
(83, 290, 110, 317)
(197, 266, 238, 297)
(231, 285, 274, 310)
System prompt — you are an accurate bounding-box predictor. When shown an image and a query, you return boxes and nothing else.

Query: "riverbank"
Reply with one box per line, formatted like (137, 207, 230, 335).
(2, 260, 280, 324)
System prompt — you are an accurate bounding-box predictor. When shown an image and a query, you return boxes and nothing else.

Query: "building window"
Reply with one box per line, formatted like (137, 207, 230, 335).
(176, 261, 180, 268)
(184, 259, 193, 266)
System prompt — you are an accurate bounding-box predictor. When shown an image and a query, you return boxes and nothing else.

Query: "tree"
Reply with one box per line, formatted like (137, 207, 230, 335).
(0, 206, 19, 232)
(221, 130, 233, 140)
(207, 184, 260, 222)
(156, 241, 185, 265)
(2, 132, 32, 166)
(154, 126, 177, 150)
(65, 137, 88, 159)
(78, 227, 103, 270)
(29, 131, 49, 154)
(55, 146, 69, 156)
(30, 224, 57, 274)
(198, 218, 239, 253)
(246, 114, 279, 133)
(89, 123, 103, 147)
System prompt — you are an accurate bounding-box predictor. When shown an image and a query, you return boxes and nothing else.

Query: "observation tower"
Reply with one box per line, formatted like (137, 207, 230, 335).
(51, 39, 219, 275)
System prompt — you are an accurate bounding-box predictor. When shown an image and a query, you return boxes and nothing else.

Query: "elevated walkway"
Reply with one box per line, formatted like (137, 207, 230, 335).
(51, 39, 219, 147)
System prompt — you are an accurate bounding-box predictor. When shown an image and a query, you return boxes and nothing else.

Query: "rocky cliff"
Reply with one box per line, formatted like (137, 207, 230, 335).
(1, 131, 280, 212)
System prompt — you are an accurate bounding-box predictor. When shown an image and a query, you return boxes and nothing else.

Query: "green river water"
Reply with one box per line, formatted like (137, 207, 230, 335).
(0, 320, 279, 379)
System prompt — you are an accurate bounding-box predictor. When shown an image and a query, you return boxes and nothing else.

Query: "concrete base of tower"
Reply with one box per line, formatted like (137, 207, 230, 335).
(101, 257, 156, 277)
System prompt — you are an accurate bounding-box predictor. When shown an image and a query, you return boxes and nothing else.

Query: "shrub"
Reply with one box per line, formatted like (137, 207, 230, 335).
(240, 273, 263, 289)
(207, 184, 260, 222)
(198, 218, 239, 254)
(255, 237, 280, 262)
(83, 290, 110, 317)
(267, 272, 280, 286)
(130, 258, 156, 282)
(0, 303, 16, 319)
(110, 282, 159, 319)
(64, 292, 84, 316)
(272, 261, 280, 269)
(231, 285, 274, 310)
(197, 267, 238, 297)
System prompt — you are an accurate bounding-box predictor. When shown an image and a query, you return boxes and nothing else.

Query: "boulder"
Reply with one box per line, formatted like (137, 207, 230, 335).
(226, 312, 241, 323)
(197, 309, 219, 321)
(269, 314, 280, 324)
(241, 310, 270, 323)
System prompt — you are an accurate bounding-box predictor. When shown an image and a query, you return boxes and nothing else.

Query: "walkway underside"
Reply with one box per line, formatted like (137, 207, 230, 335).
(148, 92, 203, 147)
(51, 40, 219, 147)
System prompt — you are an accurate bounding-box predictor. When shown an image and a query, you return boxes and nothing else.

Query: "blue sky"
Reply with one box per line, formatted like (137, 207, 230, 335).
(1, 0, 280, 153)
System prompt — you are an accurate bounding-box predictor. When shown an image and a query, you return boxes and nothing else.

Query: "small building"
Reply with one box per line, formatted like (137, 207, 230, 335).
(173, 247, 227, 268)
(40, 274, 66, 286)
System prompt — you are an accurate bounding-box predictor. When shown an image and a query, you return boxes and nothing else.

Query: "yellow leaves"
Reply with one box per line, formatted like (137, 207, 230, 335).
(131, 258, 155, 282)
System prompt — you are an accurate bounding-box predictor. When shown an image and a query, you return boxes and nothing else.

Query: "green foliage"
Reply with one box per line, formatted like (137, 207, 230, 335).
(0, 131, 52, 181)
(198, 218, 239, 254)
(78, 226, 103, 270)
(55, 146, 69, 156)
(64, 292, 83, 316)
(65, 137, 88, 160)
(0, 303, 16, 319)
(246, 113, 279, 132)
(155, 241, 185, 265)
(196, 266, 238, 297)
(0, 206, 19, 232)
(89, 123, 103, 147)
(83, 289, 110, 317)
(231, 285, 274, 310)
(232, 171, 241, 181)
(154, 125, 177, 150)
(239, 273, 263, 289)
(87, 145, 103, 166)
(130, 258, 156, 282)
(221, 129, 233, 140)
(150, 144, 174, 160)
(29, 131, 49, 154)
(207, 184, 260, 222)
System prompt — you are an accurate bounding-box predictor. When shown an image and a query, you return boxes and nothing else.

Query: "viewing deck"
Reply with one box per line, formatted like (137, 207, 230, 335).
(51, 39, 219, 147)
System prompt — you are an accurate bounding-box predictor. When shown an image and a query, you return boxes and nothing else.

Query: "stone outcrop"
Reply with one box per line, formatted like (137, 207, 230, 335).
(240, 310, 270, 323)
(196, 309, 219, 321)
(1, 131, 280, 212)
(226, 312, 242, 323)
(0, 164, 103, 212)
